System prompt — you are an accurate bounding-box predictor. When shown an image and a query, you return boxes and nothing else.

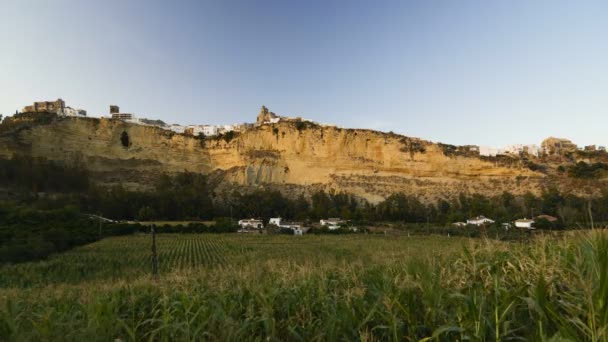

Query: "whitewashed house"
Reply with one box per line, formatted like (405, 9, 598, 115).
(479, 146, 505, 157)
(320, 218, 345, 230)
(514, 218, 535, 229)
(266, 117, 281, 124)
(524, 145, 541, 157)
(238, 219, 264, 229)
(503, 144, 524, 155)
(269, 217, 302, 231)
(184, 125, 204, 136)
(217, 125, 236, 134)
(169, 124, 186, 134)
(466, 216, 495, 226)
(269, 217, 282, 226)
(202, 125, 219, 136)
(62, 107, 87, 117)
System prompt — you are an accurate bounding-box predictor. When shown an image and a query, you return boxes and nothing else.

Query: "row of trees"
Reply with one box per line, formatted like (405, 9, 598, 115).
(84, 172, 214, 221)
(0, 204, 141, 263)
(4, 154, 608, 264)
(2, 155, 608, 228)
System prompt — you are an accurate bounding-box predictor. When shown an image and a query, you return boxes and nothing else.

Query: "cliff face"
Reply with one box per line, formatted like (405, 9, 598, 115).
(0, 115, 598, 202)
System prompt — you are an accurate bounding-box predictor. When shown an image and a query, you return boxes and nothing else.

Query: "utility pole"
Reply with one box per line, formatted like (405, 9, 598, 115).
(230, 204, 233, 225)
(531, 207, 535, 220)
(98, 213, 102, 237)
(588, 200, 594, 230)
(151, 225, 159, 278)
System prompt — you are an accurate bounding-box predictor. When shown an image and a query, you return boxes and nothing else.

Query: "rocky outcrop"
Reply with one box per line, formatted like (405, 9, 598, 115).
(0, 115, 602, 202)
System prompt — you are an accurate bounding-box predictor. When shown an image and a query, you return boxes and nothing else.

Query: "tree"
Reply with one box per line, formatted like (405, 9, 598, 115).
(137, 206, 156, 221)
(198, 132, 206, 147)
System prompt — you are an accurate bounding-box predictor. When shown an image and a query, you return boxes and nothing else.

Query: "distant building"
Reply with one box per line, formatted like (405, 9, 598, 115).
(256, 105, 279, 125)
(523, 145, 541, 157)
(108, 105, 136, 121)
(514, 218, 535, 229)
(238, 219, 264, 229)
(479, 146, 504, 157)
(63, 107, 87, 117)
(112, 113, 134, 121)
(21, 98, 86, 117)
(21, 98, 65, 114)
(269, 217, 302, 231)
(219, 125, 235, 133)
(320, 218, 345, 230)
(184, 125, 205, 136)
(202, 125, 219, 136)
(452, 222, 467, 227)
(169, 124, 186, 134)
(503, 144, 524, 155)
(480, 144, 541, 157)
(541, 137, 578, 155)
(585, 145, 597, 151)
(466, 216, 495, 226)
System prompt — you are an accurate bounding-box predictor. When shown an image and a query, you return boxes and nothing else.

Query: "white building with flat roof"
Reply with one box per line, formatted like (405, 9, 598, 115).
(320, 218, 345, 230)
(62, 107, 87, 117)
(514, 218, 535, 229)
(466, 216, 495, 226)
(202, 125, 219, 136)
(479, 146, 504, 157)
(169, 124, 186, 134)
(238, 219, 264, 229)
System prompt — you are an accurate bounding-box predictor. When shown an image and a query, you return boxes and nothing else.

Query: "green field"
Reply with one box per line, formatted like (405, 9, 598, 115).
(0, 234, 465, 288)
(1, 232, 607, 341)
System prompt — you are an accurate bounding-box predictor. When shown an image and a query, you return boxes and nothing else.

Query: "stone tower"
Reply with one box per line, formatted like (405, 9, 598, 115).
(256, 105, 278, 125)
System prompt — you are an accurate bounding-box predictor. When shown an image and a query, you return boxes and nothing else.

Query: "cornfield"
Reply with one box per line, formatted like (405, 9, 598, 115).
(1, 232, 607, 341)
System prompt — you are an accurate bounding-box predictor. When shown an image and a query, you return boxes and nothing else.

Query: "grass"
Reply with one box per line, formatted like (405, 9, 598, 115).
(0, 232, 607, 341)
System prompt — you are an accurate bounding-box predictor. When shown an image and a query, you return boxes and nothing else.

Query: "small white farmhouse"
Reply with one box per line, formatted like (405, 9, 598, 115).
(514, 219, 535, 229)
(466, 216, 495, 226)
(269, 217, 282, 226)
(238, 219, 264, 229)
(320, 218, 344, 230)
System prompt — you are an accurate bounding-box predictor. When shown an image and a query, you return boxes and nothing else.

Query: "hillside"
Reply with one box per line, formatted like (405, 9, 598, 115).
(0, 113, 605, 202)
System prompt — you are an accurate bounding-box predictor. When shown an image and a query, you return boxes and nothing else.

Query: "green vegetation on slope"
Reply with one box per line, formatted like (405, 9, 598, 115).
(568, 161, 608, 179)
(4, 154, 608, 228)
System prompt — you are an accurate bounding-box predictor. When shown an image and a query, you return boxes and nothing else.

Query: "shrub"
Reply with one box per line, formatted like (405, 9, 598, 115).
(120, 131, 130, 148)
(568, 161, 608, 178)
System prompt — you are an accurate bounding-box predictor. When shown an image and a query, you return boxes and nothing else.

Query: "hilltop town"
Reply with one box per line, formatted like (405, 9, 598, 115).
(15, 98, 329, 138)
(11, 98, 607, 158)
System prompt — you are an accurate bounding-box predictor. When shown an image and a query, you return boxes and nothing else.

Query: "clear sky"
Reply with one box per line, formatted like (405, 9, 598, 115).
(1, 0, 607, 147)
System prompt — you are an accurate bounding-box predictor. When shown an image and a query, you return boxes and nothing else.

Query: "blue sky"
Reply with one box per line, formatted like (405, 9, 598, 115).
(1, 0, 607, 147)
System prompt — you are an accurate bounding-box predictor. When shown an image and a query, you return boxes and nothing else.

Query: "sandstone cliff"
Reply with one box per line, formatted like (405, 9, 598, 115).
(0, 114, 602, 202)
